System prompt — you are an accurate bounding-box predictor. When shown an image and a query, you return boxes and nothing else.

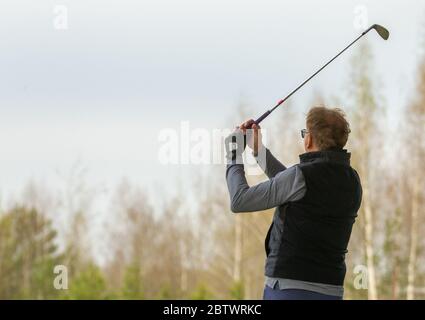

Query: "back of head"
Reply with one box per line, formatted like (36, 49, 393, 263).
(306, 106, 351, 151)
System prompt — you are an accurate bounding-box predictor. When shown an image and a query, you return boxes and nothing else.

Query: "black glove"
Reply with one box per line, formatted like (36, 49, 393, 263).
(225, 129, 246, 164)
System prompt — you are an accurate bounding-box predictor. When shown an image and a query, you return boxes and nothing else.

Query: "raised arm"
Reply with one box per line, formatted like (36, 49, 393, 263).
(255, 146, 287, 178)
(224, 119, 304, 213)
(238, 119, 286, 178)
(226, 163, 306, 213)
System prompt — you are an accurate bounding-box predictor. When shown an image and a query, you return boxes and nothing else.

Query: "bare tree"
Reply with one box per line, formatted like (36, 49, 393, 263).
(404, 56, 425, 300)
(345, 42, 385, 299)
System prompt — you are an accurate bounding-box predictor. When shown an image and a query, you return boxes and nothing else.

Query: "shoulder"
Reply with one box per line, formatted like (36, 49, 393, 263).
(274, 165, 305, 184)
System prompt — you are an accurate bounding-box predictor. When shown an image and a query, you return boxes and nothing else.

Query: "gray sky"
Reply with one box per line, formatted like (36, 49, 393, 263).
(0, 0, 424, 210)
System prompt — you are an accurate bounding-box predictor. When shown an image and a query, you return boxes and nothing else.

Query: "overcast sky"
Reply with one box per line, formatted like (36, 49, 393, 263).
(0, 0, 424, 211)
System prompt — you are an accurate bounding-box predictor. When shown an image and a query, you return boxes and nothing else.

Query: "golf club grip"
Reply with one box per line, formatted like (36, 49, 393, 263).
(255, 110, 271, 124)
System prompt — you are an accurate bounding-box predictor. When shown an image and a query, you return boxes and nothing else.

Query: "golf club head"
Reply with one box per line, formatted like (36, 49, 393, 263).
(372, 24, 390, 40)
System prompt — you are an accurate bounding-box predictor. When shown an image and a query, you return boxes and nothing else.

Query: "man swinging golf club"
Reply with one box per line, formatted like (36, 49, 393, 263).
(224, 24, 388, 300)
(225, 106, 362, 300)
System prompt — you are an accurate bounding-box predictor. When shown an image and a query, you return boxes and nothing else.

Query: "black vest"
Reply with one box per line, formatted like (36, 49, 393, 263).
(264, 149, 362, 285)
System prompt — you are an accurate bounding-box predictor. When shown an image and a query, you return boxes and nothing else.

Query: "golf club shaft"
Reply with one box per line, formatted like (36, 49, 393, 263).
(254, 30, 370, 125)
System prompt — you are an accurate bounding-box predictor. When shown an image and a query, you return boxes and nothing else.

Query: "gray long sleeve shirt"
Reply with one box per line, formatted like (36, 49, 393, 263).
(226, 148, 306, 213)
(225, 146, 344, 297)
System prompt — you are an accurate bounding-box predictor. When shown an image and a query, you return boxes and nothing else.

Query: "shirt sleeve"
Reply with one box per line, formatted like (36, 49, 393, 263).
(226, 163, 306, 213)
(255, 146, 287, 178)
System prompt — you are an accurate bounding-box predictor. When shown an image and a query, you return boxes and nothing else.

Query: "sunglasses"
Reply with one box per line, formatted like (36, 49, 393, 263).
(301, 129, 309, 139)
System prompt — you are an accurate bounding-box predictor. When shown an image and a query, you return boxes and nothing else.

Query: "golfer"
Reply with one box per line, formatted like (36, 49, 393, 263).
(225, 106, 362, 300)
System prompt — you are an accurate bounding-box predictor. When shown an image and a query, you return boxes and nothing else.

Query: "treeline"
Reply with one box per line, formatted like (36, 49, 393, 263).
(0, 41, 424, 300)
(0, 180, 260, 299)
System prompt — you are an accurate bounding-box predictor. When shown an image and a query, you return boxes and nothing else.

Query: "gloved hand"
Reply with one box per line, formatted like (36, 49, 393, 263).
(225, 127, 246, 164)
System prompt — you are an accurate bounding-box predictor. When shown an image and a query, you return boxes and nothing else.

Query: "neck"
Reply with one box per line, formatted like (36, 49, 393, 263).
(306, 147, 319, 152)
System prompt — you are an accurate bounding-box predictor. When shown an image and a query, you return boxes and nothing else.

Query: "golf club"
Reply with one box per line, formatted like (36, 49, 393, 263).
(253, 24, 389, 125)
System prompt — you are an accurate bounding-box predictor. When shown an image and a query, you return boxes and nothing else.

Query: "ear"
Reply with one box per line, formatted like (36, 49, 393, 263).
(306, 133, 314, 150)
